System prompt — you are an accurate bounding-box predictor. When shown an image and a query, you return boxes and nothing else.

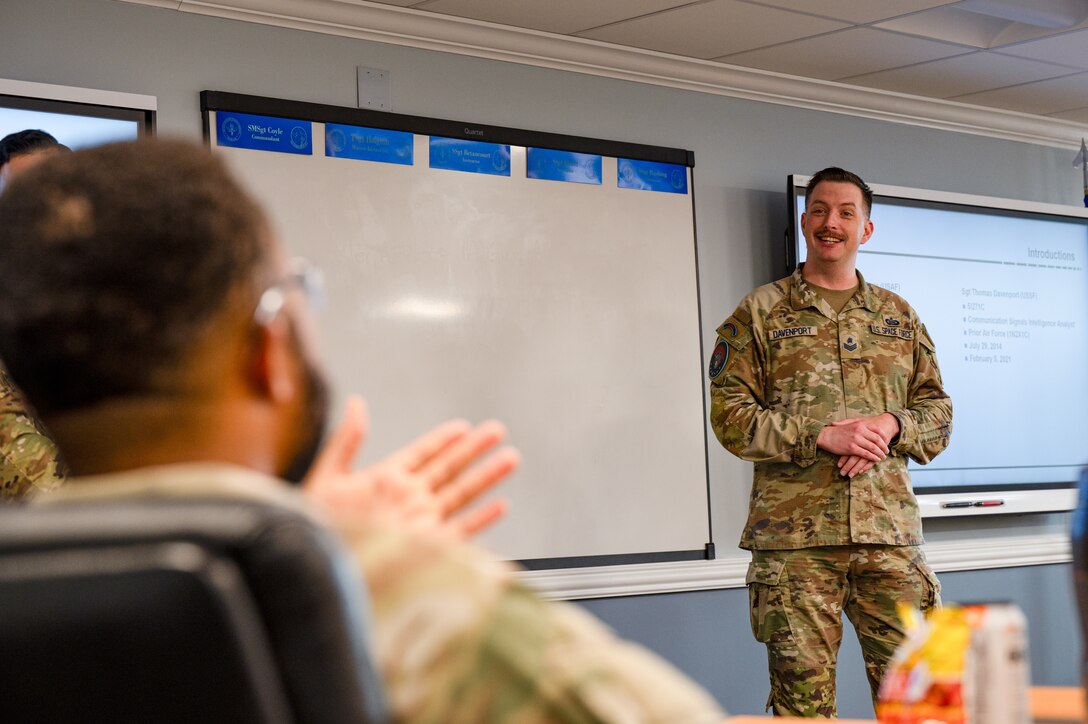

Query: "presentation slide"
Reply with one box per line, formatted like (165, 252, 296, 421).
(0, 108, 139, 148)
(795, 194, 1088, 490)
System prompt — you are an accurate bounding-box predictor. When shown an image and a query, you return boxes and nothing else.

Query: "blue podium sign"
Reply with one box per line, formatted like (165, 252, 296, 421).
(617, 158, 688, 194)
(526, 148, 602, 185)
(216, 111, 312, 155)
(429, 137, 510, 176)
(326, 123, 414, 165)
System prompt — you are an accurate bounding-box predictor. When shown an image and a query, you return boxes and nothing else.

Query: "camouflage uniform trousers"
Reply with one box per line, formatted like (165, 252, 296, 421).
(746, 544, 941, 717)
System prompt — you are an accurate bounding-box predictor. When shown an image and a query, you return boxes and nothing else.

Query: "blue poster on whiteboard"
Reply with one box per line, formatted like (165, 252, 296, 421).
(526, 148, 602, 185)
(617, 158, 688, 194)
(326, 123, 413, 165)
(429, 137, 510, 176)
(216, 111, 312, 155)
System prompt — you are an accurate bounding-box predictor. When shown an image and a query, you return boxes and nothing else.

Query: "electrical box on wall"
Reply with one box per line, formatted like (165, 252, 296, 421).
(357, 66, 391, 111)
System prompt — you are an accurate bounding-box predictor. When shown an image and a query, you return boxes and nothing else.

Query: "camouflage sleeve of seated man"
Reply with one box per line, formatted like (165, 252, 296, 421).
(0, 367, 65, 501)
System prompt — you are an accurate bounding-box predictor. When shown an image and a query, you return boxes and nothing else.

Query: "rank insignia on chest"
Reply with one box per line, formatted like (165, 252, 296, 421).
(843, 336, 858, 352)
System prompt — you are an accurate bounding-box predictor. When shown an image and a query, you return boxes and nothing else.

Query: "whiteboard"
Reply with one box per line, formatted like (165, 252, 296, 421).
(203, 92, 711, 566)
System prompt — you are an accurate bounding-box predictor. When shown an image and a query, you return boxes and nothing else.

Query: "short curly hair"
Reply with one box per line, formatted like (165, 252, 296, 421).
(0, 139, 271, 414)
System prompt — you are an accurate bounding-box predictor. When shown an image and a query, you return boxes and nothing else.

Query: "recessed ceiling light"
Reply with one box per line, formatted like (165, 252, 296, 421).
(957, 0, 1088, 29)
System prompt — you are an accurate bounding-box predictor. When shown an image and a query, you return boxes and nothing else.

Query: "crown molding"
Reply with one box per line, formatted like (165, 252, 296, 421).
(114, 0, 1088, 149)
(518, 534, 1071, 600)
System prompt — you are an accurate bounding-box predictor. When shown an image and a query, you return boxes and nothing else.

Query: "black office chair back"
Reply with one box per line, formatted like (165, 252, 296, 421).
(0, 497, 388, 723)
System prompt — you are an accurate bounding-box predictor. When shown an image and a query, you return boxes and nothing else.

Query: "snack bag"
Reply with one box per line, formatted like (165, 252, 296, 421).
(877, 603, 1030, 724)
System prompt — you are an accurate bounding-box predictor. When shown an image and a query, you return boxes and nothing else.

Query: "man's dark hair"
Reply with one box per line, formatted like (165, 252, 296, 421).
(0, 139, 271, 414)
(0, 129, 70, 169)
(805, 167, 873, 218)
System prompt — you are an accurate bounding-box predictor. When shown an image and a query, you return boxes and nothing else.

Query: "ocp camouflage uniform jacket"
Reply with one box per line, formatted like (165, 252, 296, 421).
(710, 266, 952, 551)
(1, 366, 64, 501)
(36, 465, 725, 723)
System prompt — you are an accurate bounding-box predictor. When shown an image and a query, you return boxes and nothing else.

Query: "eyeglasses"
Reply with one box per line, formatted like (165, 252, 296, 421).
(253, 257, 326, 326)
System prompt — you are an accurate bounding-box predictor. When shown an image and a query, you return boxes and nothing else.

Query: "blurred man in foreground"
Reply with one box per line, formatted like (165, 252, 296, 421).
(0, 129, 70, 500)
(0, 139, 724, 722)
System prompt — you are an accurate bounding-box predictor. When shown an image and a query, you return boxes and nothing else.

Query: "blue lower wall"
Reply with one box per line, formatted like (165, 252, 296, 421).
(578, 563, 1079, 718)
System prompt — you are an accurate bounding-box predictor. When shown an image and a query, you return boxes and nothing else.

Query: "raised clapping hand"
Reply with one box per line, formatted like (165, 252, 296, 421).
(303, 396, 520, 539)
(816, 413, 900, 479)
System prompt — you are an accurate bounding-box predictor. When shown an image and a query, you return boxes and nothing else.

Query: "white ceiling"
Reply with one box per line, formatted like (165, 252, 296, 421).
(366, 0, 1088, 125)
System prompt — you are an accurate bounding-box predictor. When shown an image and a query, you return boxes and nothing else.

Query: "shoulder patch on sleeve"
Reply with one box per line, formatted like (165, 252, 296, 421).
(708, 339, 730, 380)
(710, 313, 752, 380)
(716, 314, 753, 350)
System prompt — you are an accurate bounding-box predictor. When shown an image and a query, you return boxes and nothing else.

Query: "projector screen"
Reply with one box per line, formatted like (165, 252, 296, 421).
(788, 174, 1088, 517)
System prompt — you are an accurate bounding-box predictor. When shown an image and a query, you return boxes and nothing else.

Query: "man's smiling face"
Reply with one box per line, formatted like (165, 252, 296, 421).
(801, 180, 873, 270)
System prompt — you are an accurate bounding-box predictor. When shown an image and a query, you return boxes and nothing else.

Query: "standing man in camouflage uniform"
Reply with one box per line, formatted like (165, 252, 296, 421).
(709, 167, 952, 717)
(0, 130, 70, 500)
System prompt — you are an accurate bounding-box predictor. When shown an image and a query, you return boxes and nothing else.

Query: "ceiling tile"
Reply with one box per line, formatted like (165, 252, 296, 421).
(368, 0, 1088, 123)
(717, 27, 969, 81)
(413, 0, 695, 35)
(1045, 106, 1088, 123)
(995, 28, 1088, 68)
(952, 71, 1088, 113)
(741, 0, 957, 25)
(576, 0, 848, 59)
(844, 50, 1077, 98)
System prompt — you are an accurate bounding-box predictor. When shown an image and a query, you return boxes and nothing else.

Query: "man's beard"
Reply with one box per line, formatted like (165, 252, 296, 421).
(280, 323, 330, 485)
